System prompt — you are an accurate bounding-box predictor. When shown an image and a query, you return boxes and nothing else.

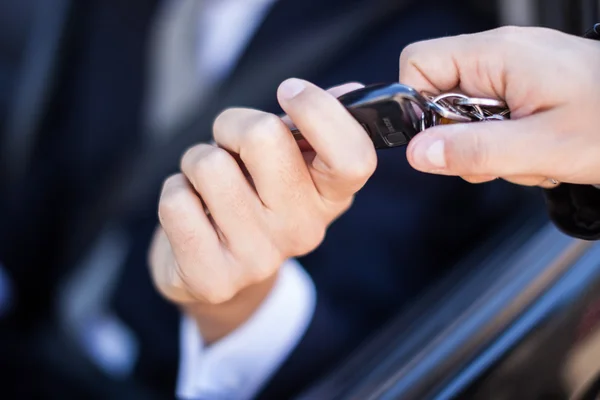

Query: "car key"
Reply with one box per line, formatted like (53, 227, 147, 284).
(288, 82, 509, 149)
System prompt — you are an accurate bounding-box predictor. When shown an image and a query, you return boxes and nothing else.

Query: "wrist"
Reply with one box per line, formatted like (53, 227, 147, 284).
(183, 272, 279, 344)
(176, 259, 315, 399)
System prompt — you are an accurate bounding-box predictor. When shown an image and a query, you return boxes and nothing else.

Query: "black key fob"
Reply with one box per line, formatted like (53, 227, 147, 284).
(290, 83, 437, 149)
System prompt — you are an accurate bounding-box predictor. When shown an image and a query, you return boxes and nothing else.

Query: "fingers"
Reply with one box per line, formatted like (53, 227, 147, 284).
(280, 82, 364, 153)
(155, 167, 282, 305)
(399, 27, 512, 99)
(501, 175, 550, 187)
(213, 109, 317, 214)
(149, 227, 195, 303)
(407, 111, 563, 178)
(461, 175, 555, 187)
(461, 175, 497, 184)
(280, 82, 365, 129)
(400, 26, 600, 186)
(156, 174, 229, 302)
(152, 79, 379, 309)
(326, 82, 365, 98)
(180, 144, 269, 260)
(276, 78, 377, 204)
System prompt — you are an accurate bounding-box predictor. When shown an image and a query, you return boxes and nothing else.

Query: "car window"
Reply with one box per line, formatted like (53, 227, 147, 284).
(298, 203, 600, 399)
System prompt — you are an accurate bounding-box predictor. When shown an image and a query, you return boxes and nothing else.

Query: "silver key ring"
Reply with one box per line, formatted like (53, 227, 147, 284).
(422, 92, 510, 125)
(433, 93, 488, 121)
(428, 92, 485, 123)
(421, 92, 472, 122)
(454, 97, 507, 108)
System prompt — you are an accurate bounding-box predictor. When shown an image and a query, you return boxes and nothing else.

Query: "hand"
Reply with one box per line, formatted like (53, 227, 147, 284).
(399, 26, 600, 188)
(149, 80, 377, 343)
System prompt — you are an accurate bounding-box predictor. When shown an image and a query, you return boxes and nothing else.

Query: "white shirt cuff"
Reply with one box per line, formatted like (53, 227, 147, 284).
(593, 184, 600, 189)
(176, 258, 316, 400)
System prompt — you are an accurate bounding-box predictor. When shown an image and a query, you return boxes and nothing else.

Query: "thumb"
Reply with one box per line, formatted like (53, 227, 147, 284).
(406, 112, 560, 177)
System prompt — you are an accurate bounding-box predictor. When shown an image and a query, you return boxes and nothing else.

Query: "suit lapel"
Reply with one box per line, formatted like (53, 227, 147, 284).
(143, 0, 206, 143)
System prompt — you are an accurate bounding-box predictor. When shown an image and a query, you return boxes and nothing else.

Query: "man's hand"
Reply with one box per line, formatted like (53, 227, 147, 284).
(400, 26, 600, 188)
(149, 80, 376, 343)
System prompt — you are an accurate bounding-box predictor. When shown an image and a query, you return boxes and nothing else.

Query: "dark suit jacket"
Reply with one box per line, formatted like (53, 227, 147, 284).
(1, 0, 595, 399)
(102, 1, 542, 398)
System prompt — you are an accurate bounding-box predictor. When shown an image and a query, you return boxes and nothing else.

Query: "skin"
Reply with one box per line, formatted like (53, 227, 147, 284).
(400, 26, 600, 187)
(150, 26, 600, 343)
(149, 81, 376, 343)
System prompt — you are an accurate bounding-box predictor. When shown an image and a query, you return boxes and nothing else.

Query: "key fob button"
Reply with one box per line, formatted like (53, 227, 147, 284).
(373, 101, 417, 147)
(383, 132, 409, 147)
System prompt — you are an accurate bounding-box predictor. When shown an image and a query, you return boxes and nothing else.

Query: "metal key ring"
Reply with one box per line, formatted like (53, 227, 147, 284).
(421, 92, 472, 123)
(433, 93, 485, 116)
(427, 92, 483, 123)
(454, 97, 507, 108)
(484, 114, 508, 121)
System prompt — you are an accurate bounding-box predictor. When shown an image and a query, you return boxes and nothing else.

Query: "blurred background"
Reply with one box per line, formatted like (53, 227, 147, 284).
(0, 0, 598, 399)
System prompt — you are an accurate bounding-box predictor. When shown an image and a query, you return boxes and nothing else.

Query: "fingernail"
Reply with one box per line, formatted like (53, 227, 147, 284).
(414, 139, 446, 169)
(279, 78, 306, 100)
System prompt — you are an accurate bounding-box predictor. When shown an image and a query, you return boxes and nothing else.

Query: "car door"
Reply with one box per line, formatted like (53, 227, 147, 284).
(298, 204, 600, 399)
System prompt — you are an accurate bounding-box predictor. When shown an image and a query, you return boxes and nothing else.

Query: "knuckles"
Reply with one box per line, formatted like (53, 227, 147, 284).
(492, 25, 525, 38)
(276, 217, 327, 256)
(398, 42, 420, 70)
(214, 108, 290, 153)
(350, 152, 378, 181)
(327, 151, 378, 184)
(198, 280, 238, 305)
(399, 39, 426, 61)
(242, 112, 291, 155)
(293, 223, 327, 255)
(158, 174, 191, 223)
(172, 254, 241, 306)
(241, 243, 283, 285)
(181, 247, 279, 305)
(464, 132, 492, 171)
(444, 131, 490, 173)
(212, 107, 239, 136)
(182, 144, 235, 183)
